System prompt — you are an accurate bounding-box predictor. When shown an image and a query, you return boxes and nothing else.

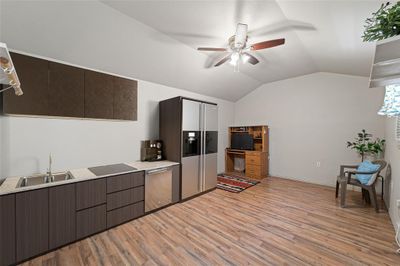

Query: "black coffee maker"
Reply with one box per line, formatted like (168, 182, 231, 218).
(140, 140, 163, 161)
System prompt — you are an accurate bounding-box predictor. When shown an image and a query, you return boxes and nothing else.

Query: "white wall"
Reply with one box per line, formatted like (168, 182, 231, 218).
(0, 0, 236, 179)
(234, 72, 385, 186)
(384, 117, 400, 232)
(0, 73, 234, 178)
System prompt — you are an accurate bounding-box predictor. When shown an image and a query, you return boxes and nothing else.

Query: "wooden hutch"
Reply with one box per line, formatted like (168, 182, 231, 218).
(225, 125, 269, 179)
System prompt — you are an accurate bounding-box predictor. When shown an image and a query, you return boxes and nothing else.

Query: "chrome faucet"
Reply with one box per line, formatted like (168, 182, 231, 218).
(45, 153, 54, 183)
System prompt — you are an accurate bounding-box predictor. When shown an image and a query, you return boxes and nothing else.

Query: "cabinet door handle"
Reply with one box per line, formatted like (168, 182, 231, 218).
(147, 168, 170, 175)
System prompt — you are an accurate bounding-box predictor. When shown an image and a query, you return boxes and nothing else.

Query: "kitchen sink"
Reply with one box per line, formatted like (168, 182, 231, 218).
(17, 172, 74, 188)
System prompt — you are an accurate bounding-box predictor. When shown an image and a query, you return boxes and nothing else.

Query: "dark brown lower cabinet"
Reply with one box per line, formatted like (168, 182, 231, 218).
(172, 165, 180, 203)
(76, 204, 106, 240)
(76, 178, 106, 210)
(107, 201, 144, 228)
(0, 168, 177, 264)
(107, 171, 144, 194)
(106, 186, 144, 211)
(0, 194, 16, 266)
(16, 189, 49, 262)
(49, 184, 76, 249)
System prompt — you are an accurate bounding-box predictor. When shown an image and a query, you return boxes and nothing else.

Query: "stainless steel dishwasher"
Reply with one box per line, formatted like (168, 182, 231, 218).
(145, 167, 173, 212)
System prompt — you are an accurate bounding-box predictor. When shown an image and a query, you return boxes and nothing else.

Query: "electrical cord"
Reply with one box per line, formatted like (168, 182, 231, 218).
(0, 85, 13, 93)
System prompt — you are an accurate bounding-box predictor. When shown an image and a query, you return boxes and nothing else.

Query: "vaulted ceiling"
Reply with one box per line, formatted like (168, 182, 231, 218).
(101, 0, 379, 101)
(1, 0, 380, 101)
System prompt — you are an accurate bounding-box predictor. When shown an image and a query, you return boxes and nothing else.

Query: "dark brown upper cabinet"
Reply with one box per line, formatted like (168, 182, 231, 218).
(48, 62, 85, 118)
(2, 52, 137, 121)
(84, 70, 114, 119)
(113, 77, 138, 120)
(3, 52, 49, 116)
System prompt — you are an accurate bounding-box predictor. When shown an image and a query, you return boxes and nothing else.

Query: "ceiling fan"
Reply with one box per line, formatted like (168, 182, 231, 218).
(197, 23, 285, 70)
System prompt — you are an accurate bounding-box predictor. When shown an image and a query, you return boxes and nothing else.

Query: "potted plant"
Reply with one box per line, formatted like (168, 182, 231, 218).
(362, 2, 400, 42)
(347, 129, 385, 161)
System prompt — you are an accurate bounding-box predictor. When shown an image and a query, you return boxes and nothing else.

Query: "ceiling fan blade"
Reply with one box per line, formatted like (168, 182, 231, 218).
(198, 47, 227, 52)
(251, 38, 285, 51)
(214, 55, 231, 67)
(235, 23, 248, 48)
(243, 52, 259, 65)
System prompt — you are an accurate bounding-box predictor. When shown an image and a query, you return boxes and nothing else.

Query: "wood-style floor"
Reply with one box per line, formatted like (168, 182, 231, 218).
(21, 177, 399, 266)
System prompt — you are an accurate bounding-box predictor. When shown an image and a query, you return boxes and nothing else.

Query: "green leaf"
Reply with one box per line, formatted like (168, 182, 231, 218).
(363, 2, 400, 42)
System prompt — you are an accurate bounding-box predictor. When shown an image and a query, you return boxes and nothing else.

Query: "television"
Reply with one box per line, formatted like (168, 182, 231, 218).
(231, 133, 254, 150)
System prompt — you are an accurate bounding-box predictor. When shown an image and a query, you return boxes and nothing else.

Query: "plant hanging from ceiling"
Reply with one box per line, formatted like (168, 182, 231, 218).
(362, 1, 400, 42)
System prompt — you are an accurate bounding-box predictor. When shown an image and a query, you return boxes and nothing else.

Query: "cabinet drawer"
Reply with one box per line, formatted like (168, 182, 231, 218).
(107, 171, 144, 193)
(76, 179, 106, 210)
(246, 155, 262, 165)
(76, 204, 106, 239)
(107, 201, 144, 228)
(246, 164, 263, 178)
(107, 186, 144, 211)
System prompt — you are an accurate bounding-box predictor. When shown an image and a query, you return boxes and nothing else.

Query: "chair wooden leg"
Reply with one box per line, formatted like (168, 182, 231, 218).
(335, 181, 339, 198)
(369, 186, 379, 213)
(340, 181, 347, 208)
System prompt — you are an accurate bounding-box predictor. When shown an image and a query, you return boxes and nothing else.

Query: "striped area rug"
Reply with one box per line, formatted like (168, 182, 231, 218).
(217, 174, 260, 193)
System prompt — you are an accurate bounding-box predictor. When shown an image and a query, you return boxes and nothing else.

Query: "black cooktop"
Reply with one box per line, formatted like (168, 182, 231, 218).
(88, 163, 137, 176)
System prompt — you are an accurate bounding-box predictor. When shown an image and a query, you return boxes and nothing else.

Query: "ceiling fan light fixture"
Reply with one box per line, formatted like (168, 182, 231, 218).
(229, 52, 240, 66)
(197, 23, 285, 69)
(241, 53, 250, 63)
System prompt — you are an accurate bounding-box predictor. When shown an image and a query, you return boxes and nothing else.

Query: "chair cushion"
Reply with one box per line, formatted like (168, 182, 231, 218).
(355, 161, 380, 185)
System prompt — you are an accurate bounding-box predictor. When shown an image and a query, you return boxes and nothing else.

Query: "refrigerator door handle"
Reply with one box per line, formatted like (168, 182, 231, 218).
(201, 102, 206, 192)
(202, 103, 206, 191)
(199, 103, 203, 192)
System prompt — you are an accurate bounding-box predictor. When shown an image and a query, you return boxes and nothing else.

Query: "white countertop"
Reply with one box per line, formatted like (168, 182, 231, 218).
(0, 160, 179, 196)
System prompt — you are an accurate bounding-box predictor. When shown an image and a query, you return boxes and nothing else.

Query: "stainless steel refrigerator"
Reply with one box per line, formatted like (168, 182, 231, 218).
(181, 99, 218, 199)
(159, 97, 218, 201)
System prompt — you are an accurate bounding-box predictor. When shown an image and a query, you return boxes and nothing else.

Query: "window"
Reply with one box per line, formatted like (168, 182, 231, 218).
(378, 84, 400, 117)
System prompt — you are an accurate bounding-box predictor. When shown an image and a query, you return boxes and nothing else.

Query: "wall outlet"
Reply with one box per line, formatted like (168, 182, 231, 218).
(316, 161, 321, 168)
(396, 199, 400, 208)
